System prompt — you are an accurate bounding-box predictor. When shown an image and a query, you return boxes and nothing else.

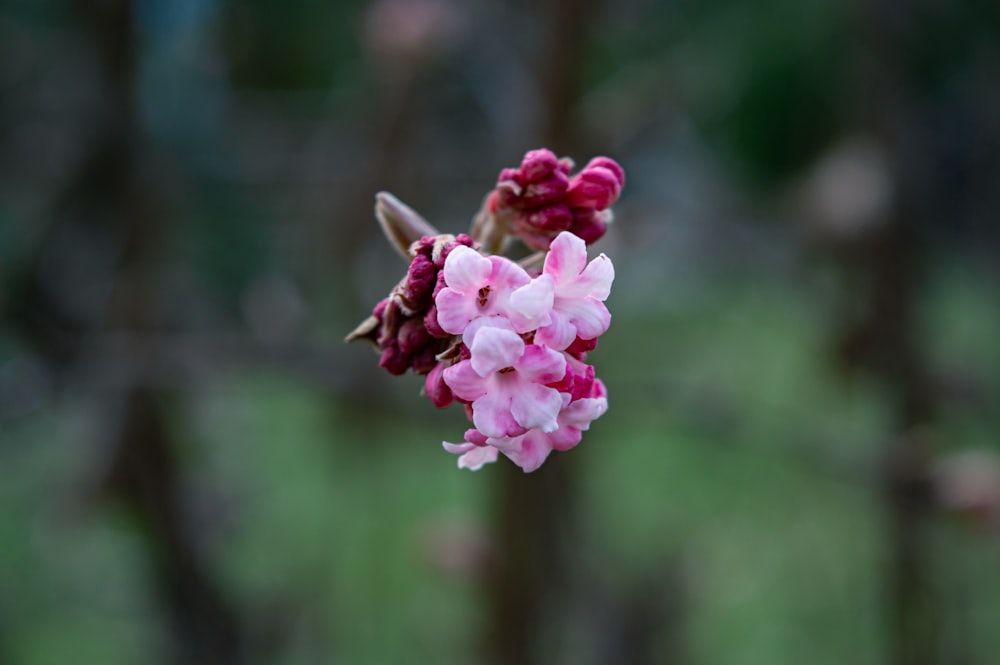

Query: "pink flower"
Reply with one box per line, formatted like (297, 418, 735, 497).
(435, 245, 553, 338)
(442, 322, 566, 438)
(533, 231, 614, 350)
(441, 441, 499, 471)
(442, 379, 608, 472)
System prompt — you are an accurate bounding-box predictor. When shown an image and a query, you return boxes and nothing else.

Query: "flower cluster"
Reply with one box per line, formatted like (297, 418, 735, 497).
(435, 231, 612, 472)
(488, 148, 626, 250)
(348, 149, 623, 472)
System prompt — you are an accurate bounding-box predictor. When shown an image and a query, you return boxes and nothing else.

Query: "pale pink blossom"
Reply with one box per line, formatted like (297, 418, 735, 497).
(442, 323, 566, 438)
(435, 245, 553, 337)
(441, 441, 499, 471)
(533, 231, 614, 350)
(443, 379, 608, 472)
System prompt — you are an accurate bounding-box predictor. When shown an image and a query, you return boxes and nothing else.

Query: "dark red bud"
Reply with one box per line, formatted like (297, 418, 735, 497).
(566, 167, 621, 210)
(424, 305, 448, 339)
(411, 346, 439, 375)
(525, 204, 572, 232)
(584, 157, 625, 188)
(379, 344, 410, 375)
(568, 211, 607, 244)
(519, 148, 560, 182)
(425, 363, 454, 408)
(404, 254, 436, 308)
(397, 317, 430, 354)
(521, 170, 569, 206)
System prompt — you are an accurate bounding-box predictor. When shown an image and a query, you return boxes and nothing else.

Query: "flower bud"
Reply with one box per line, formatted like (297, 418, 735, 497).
(568, 210, 607, 244)
(425, 363, 454, 408)
(519, 148, 560, 182)
(566, 166, 621, 210)
(397, 317, 431, 354)
(403, 253, 436, 309)
(584, 157, 625, 188)
(524, 204, 572, 232)
(424, 305, 448, 339)
(411, 346, 439, 375)
(379, 344, 410, 375)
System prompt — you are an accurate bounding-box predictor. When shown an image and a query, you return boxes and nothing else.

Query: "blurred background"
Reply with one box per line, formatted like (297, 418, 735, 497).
(2, 0, 1000, 663)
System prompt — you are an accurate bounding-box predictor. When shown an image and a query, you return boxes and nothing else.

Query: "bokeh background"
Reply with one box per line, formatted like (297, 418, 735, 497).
(2, 0, 999, 664)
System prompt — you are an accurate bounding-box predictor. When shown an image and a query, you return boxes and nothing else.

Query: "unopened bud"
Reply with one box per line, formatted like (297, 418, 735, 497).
(568, 210, 608, 244)
(519, 148, 560, 182)
(567, 166, 621, 210)
(522, 170, 569, 206)
(397, 317, 431, 354)
(425, 362, 454, 408)
(583, 157, 625, 188)
(525, 204, 572, 232)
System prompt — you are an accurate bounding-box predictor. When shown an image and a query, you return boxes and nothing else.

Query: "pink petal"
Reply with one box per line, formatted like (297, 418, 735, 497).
(467, 321, 525, 377)
(533, 311, 576, 350)
(442, 441, 499, 471)
(543, 231, 588, 285)
(442, 441, 477, 455)
(464, 428, 489, 446)
(514, 344, 567, 384)
(562, 396, 608, 429)
(504, 431, 554, 473)
(487, 255, 531, 293)
(472, 391, 521, 439)
(555, 297, 610, 341)
(458, 446, 499, 470)
(442, 360, 488, 401)
(509, 382, 563, 432)
(435, 288, 481, 334)
(484, 434, 521, 455)
(507, 274, 554, 331)
(443, 245, 491, 293)
(564, 253, 614, 301)
(547, 425, 584, 452)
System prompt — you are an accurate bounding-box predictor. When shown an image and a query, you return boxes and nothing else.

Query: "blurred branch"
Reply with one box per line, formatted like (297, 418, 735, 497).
(70, 331, 360, 394)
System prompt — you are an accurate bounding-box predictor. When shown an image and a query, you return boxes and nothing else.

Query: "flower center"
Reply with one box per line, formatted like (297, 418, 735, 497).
(477, 286, 491, 307)
(498, 367, 516, 374)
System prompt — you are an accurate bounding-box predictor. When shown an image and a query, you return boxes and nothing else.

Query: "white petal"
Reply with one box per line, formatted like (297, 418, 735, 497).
(503, 431, 554, 473)
(507, 274, 554, 332)
(555, 297, 610, 340)
(442, 361, 488, 401)
(466, 321, 524, 377)
(543, 231, 587, 285)
(510, 383, 563, 432)
(472, 391, 520, 438)
(442, 245, 491, 293)
(435, 288, 481, 335)
(571, 254, 614, 300)
(533, 311, 576, 351)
